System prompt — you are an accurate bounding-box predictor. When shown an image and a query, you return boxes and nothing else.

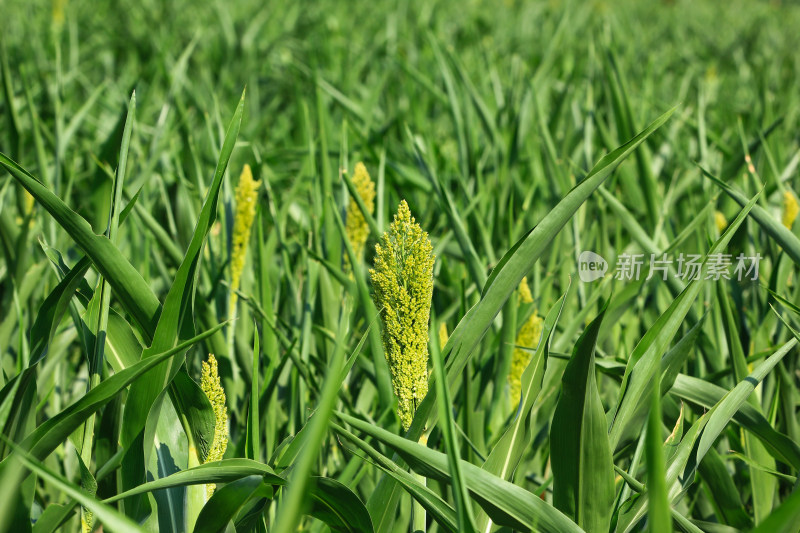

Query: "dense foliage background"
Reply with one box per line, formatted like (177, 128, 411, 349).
(1, 0, 800, 531)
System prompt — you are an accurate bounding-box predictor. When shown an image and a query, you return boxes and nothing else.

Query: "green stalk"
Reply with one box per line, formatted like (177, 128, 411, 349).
(412, 432, 428, 533)
(78, 92, 134, 531)
(79, 92, 134, 456)
(184, 438, 204, 532)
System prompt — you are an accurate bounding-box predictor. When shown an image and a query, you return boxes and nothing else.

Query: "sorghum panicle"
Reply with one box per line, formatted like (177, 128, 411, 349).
(438, 322, 449, 350)
(714, 210, 727, 233)
(345, 162, 376, 273)
(782, 190, 798, 230)
(508, 277, 543, 409)
(230, 164, 261, 310)
(52, 0, 66, 29)
(201, 354, 229, 497)
(370, 200, 435, 430)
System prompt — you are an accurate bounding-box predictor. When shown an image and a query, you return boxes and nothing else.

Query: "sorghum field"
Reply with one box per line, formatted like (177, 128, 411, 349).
(2, 0, 800, 531)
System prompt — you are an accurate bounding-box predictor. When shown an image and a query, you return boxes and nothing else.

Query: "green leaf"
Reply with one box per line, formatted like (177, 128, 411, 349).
(429, 302, 477, 532)
(31, 503, 75, 533)
(439, 104, 677, 425)
(0, 151, 161, 339)
(194, 475, 266, 533)
(696, 448, 752, 529)
(551, 299, 615, 532)
(617, 338, 796, 532)
(0, 368, 34, 446)
(105, 459, 285, 502)
(408, 126, 486, 289)
(2, 437, 143, 533)
(723, 452, 797, 483)
(21, 322, 226, 461)
(440, 105, 677, 411)
(748, 487, 800, 533)
(609, 188, 760, 451)
(150, 400, 188, 533)
(308, 476, 374, 533)
(644, 379, 670, 533)
(169, 369, 215, 464)
(477, 290, 567, 532)
(38, 244, 143, 373)
(79, 89, 133, 470)
(27, 255, 91, 366)
(660, 316, 707, 394)
(327, 195, 393, 408)
(121, 88, 245, 448)
(337, 411, 583, 533)
(696, 338, 798, 465)
(717, 283, 776, 523)
(332, 423, 458, 533)
(247, 323, 260, 461)
(271, 301, 351, 533)
(272, 315, 374, 470)
(700, 166, 800, 267)
(76, 451, 99, 533)
(718, 118, 783, 182)
(670, 374, 800, 470)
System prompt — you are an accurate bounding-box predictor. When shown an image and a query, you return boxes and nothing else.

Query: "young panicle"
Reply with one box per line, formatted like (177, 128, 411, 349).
(201, 354, 229, 497)
(345, 162, 376, 273)
(370, 200, 435, 430)
(438, 322, 449, 349)
(782, 190, 798, 230)
(508, 277, 543, 409)
(230, 164, 261, 311)
(714, 210, 727, 233)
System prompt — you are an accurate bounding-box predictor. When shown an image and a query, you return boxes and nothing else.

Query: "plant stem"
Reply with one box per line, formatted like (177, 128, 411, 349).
(412, 432, 428, 532)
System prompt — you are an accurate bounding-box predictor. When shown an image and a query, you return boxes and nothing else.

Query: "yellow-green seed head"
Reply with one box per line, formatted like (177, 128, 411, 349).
(24, 191, 35, 216)
(230, 164, 261, 310)
(508, 278, 543, 409)
(81, 510, 93, 533)
(52, 0, 66, 29)
(370, 200, 435, 430)
(15, 191, 36, 227)
(345, 162, 376, 273)
(438, 322, 449, 350)
(714, 210, 727, 233)
(201, 354, 229, 497)
(782, 190, 799, 230)
(517, 275, 533, 304)
(77, 452, 97, 533)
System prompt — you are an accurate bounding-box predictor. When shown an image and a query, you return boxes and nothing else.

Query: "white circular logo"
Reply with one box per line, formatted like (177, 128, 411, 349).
(578, 251, 608, 282)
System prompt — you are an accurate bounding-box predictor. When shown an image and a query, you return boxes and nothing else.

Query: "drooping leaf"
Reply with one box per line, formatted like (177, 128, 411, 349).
(338, 411, 582, 533)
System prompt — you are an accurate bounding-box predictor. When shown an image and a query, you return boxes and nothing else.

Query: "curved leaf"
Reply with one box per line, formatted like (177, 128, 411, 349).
(551, 300, 614, 532)
(308, 476, 374, 533)
(105, 459, 284, 503)
(609, 189, 759, 451)
(193, 475, 266, 533)
(121, 88, 245, 448)
(332, 423, 458, 532)
(22, 322, 226, 461)
(669, 375, 800, 470)
(701, 165, 800, 267)
(337, 411, 583, 533)
(2, 438, 142, 533)
(0, 152, 161, 339)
